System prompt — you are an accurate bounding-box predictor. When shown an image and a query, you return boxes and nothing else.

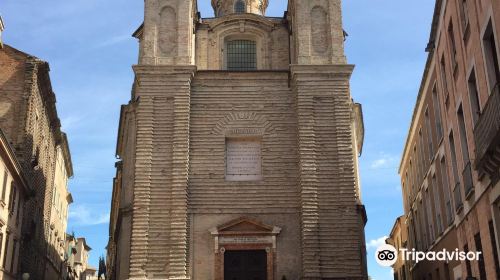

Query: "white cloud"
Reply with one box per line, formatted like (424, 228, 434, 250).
(366, 236, 388, 250)
(94, 34, 130, 49)
(61, 115, 83, 131)
(69, 204, 109, 226)
(370, 153, 399, 169)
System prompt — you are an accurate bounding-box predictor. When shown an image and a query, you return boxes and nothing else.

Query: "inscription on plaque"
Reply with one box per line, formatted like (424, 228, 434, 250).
(219, 236, 272, 244)
(226, 137, 262, 181)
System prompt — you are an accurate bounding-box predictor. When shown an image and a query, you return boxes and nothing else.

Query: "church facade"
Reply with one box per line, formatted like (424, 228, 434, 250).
(106, 0, 368, 279)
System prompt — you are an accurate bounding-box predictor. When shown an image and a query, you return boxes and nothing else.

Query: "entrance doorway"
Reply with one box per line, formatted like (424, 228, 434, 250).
(224, 250, 267, 280)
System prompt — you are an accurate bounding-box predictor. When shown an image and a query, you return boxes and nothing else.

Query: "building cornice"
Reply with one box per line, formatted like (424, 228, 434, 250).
(398, 0, 443, 174)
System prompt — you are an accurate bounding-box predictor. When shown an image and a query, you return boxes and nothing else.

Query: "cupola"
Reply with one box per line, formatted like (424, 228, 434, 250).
(211, 0, 269, 17)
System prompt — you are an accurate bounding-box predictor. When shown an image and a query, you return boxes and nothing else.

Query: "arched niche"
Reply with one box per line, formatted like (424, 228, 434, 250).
(157, 5, 177, 57)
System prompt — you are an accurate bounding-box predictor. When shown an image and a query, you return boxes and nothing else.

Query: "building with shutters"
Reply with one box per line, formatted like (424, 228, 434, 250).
(391, 0, 500, 279)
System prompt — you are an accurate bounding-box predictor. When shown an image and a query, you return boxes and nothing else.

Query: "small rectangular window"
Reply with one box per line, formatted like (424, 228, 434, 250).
(464, 244, 472, 277)
(432, 85, 444, 140)
(425, 109, 434, 161)
(8, 184, 16, 216)
(440, 157, 453, 225)
(0, 233, 3, 266)
(10, 239, 16, 273)
(441, 56, 448, 92)
(1, 170, 7, 202)
(457, 106, 474, 197)
(425, 189, 435, 243)
(459, 0, 470, 40)
(483, 19, 500, 94)
(489, 220, 500, 277)
(449, 132, 463, 211)
(432, 175, 443, 234)
(8, 182, 16, 215)
(468, 69, 481, 124)
(3, 233, 9, 268)
(234, 0, 246, 13)
(474, 233, 487, 280)
(448, 22, 458, 75)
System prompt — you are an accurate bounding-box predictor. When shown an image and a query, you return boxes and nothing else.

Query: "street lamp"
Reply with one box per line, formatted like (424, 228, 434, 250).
(22, 273, 30, 280)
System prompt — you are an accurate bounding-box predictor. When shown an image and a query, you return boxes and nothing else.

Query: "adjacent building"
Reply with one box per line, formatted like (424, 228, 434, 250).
(392, 0, 500, 279)
(107, 0, 367, 279)
(386, 216, 409, 280)
(0, 129, 32, 280)
(64, 236, 97, 280)
(0, 33, 74, 279)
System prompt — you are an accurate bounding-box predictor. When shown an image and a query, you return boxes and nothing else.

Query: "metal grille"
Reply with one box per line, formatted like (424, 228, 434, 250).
(226, 40, 256, 71)
(235, 0, 246, 13)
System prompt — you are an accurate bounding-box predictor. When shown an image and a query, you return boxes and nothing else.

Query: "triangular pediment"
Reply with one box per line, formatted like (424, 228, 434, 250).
(211, 217, 281, 235)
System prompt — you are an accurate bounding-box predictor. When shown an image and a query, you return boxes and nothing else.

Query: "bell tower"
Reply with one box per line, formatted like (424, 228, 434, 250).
(137, 0, 197, 65)
(127, 1, 197, 279)
(288, 0, 368, 279)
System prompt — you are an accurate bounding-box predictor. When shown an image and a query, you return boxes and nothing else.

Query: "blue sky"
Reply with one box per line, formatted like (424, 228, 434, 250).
(0, 1, 435, 279)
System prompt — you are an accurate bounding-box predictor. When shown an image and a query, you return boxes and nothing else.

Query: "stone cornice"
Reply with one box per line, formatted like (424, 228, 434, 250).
(132, 65, 197, 76)
(290, 64, 355, 78)
(203, 13, 281, 31)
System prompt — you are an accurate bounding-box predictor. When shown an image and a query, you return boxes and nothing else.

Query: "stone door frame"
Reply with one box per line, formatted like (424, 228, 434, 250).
(209, 217, 281, 280)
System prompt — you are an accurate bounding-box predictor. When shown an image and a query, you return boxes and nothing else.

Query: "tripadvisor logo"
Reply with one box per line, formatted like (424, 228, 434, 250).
(375, 244, 398, 267)
(375, 244, 482, 267)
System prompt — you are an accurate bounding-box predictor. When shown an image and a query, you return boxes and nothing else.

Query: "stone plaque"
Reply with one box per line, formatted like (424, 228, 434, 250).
(219, 236, 272, 244)
(226, 137, 262, 181)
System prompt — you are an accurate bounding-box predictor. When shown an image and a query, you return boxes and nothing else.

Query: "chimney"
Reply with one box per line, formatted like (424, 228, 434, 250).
(0, 16, 4, 48)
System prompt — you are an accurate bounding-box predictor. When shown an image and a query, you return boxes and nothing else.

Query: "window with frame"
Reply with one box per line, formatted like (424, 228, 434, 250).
(432, 85, 443, 140)
(1, 170, 7, 202)
(226, 40, 257, 71)
(448, 22, 458, 75)
(459, 0, 470, 40)
(10, 239, 16, 273)
(483, 19, 500, 94)
(0, 233, 3, 266)
(234, 0, 246, 13)
(3, 232, 9, 269)
(468, 69, 481, 125)
(8, 183, 16, 216)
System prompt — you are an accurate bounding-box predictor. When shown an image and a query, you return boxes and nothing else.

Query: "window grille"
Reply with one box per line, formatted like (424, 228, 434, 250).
(226, 40, 257, 71)
(235, 0, 246, 13)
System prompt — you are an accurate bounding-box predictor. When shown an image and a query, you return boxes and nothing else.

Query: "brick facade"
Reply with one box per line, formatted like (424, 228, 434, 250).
(393, 0, 500, 279)
(107, 1, 367, 279)
(0, 45, 73, 280)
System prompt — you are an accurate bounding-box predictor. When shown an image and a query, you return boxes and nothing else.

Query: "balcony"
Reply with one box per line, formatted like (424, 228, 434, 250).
(474, 83, 500, 179)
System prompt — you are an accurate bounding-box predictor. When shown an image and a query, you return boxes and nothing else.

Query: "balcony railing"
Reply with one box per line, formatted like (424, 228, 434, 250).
(453, 182, 463, 212)
(474, 83, 500, 175)
(462, 161, 474, 198)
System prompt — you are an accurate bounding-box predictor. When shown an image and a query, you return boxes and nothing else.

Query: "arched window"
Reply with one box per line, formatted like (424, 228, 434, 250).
(235, 0, 246, 13)
(226, 40, 257, 71)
